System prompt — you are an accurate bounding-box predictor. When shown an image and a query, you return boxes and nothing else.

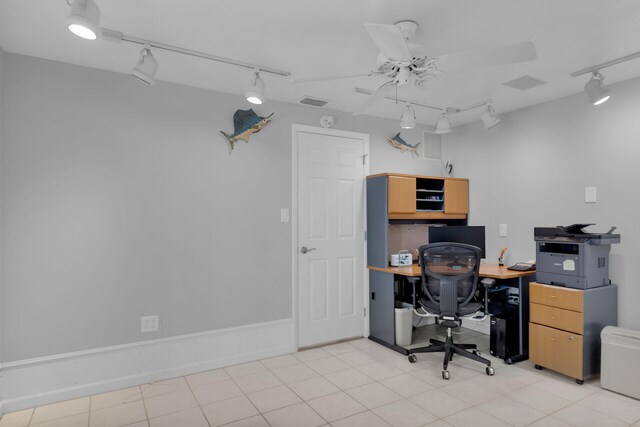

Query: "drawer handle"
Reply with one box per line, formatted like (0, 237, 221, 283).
(550, 315, 557, 319)
(549, 295, 557, 298)
(568, 336, 575, 341)
(549, 337, 556, 341)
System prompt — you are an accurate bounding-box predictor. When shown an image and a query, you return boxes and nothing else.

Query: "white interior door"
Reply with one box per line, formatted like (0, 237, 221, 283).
(296, 128, 366, 347)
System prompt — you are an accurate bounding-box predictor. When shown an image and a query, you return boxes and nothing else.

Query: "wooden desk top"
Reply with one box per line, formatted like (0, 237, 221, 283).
(368, 263, 535, 279)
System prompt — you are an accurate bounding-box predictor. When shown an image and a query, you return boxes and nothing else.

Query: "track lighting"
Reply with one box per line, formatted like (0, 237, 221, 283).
(584, 72, 611, 106)
(435, 112, 452, 134)
(245, 69, 266, 104)
(399, 104, 416, 129)
(481, 103, 501, 130)
(65, 0, 101, 40)
(131, 46, 158, 86)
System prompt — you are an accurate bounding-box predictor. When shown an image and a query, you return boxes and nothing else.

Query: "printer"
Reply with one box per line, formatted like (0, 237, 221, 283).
(534, 224, 620, 289)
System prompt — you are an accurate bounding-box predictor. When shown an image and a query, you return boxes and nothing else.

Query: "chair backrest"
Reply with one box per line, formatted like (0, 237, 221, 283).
(418, 242, 482, 319)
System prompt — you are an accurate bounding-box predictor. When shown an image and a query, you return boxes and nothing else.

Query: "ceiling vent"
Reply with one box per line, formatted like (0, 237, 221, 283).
(298, 96, 329, 107)
(502, 75, 547, 91)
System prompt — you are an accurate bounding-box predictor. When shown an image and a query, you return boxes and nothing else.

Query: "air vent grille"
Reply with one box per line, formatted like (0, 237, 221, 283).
(502, 75, 547, 91)
(298, 96, 328, 107)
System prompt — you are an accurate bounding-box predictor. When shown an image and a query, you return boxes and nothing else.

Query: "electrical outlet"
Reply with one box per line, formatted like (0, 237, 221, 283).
(280, 208, 289, 223)
(141, 315, 159, 333)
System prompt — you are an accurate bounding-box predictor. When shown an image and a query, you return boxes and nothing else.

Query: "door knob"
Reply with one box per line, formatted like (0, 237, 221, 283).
(300, 246, 317, 254)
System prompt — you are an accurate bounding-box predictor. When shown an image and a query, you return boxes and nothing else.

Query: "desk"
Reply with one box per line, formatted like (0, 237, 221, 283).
(368, 263, 535, 363)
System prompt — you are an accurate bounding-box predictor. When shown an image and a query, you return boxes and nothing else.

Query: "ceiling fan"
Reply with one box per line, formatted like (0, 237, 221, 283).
(292, 20, 537, 115)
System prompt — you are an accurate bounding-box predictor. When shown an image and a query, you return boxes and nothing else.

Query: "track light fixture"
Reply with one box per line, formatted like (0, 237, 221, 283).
(63, 0, 289, 90)
(584, 72, 611, 106)
(399, 103, 416, 129)
(131, 46, 158, 86)
(245, 69, 266, 105)
(481, 103, 501, 129)
(65, 0, 101, 40)
(435, 112, 452, 135)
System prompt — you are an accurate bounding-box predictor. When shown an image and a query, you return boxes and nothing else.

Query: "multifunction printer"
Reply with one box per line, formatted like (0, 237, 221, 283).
(534, 224, 620, 289)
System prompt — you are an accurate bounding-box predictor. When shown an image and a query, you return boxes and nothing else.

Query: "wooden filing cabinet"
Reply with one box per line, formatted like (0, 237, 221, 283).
(529, 282, 617, 383)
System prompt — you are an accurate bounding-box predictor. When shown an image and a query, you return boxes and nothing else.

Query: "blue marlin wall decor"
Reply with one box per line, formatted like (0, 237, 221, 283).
(220, 109, 274, 151)
(387, 132, 421, 157)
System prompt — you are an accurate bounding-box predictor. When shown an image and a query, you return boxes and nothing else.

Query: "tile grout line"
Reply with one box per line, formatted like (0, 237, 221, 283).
(184, 374, 212, 427)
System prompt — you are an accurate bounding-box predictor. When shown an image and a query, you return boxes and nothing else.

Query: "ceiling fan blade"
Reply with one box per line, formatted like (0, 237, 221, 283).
(290, 71, 383, 84)
(353, 81, 395, 116)
(365, 23, 413, 62)
(436, 41, 537, 73)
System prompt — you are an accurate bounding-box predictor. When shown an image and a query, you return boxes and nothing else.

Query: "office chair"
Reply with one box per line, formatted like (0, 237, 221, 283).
(408, 242, 495, 380)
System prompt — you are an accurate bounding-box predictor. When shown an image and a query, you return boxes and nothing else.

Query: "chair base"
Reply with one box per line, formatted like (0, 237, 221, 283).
(408, 327, 493, 379)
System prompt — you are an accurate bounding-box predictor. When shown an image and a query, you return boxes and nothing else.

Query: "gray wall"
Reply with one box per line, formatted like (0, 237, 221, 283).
(444, 76, 640, 330)
(0, 46, 4, 368)
(0, 53, 441, 362)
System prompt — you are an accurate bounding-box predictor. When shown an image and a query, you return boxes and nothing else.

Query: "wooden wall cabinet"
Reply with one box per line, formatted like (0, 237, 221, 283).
(528, 282, 617, 383)
(373, 173, 468, 220)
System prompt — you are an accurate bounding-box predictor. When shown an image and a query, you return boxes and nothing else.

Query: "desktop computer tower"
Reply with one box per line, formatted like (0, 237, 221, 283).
(490, 314, 519, 360)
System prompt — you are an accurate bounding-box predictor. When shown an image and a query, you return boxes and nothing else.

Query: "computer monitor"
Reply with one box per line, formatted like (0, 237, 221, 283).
(428, 226, 486, 258)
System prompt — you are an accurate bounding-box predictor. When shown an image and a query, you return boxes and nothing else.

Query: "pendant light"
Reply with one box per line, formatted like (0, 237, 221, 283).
(584, 72, 611, 106)
(435, 112, 452, 134)
(131, 46, 158, 86)
(245, 69, 266, 104)
(481, 103, 501, 129)
(399, 103, 416, 129)
(65, 0, 101, 40)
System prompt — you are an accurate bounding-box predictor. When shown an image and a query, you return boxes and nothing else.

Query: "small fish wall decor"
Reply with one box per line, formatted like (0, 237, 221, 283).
(220, 109, 273, 152)
(387, 132, 421, 157)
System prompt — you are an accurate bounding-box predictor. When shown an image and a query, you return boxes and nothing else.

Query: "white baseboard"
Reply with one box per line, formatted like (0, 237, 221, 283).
(0, 318, 295, 414)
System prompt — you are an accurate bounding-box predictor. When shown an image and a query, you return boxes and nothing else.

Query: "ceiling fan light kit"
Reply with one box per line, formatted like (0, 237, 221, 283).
(245, 69, 266, 105)
(65, 0, 101, 40)
(131, 46, 158, 86)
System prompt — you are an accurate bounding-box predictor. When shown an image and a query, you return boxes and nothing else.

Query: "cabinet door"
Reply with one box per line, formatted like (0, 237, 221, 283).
(388, 176, 416, 214)
(444, 180, 468, 214)
(369, 271, 396, 346)
(530, 323, 583, 379)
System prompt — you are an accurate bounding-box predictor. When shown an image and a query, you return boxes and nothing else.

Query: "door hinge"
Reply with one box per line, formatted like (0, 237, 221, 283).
(363, 307, 367, 317)
(364, 230, 367, 241)
(360, 154, 368, 165)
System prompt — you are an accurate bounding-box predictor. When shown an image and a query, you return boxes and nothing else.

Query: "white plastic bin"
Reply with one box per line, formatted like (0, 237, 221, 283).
(601, 326, 640, 399)
(395, 301, 413, 347)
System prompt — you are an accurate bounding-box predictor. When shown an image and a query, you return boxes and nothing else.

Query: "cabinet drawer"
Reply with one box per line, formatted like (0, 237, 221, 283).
(529, 323, 583, 380)
(530, 303, 583, 334)
(530, 282, 583, 312)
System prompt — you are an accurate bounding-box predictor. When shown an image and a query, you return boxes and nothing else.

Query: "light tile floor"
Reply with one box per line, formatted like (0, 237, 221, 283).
(2, 324, 640, 427)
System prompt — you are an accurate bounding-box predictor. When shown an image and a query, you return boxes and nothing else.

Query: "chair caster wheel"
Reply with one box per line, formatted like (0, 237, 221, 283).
(408, 354, 417, 363)
(472, 350, 481, 357)
(576, 379, 584, 385)
(442, 370, 450, 380)
(486, 366, 495, 376)
(535, 364, 543, 370)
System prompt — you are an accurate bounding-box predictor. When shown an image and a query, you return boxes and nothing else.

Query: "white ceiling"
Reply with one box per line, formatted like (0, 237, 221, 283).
(2, 0, 640, 127)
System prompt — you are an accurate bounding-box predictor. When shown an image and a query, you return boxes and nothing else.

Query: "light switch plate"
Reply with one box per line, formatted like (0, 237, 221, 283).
(499, 223, 507, 237)
(280, 208, 290, 223)
(585, 186, 597, 203)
